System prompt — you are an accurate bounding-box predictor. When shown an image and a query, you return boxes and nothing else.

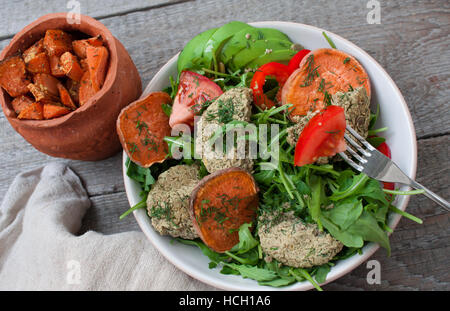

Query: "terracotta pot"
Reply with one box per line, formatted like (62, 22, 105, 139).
(0, 13, 142, 161)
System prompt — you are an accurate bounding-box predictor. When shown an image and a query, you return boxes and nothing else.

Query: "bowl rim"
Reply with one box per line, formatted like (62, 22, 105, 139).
(125, 21, 418, 290)
(0, 12, 118, 127)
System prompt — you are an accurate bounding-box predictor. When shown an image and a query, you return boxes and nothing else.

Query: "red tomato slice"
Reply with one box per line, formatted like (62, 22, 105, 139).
(250, 62, 291, 110)
(169, 71, 223, 128)
(377, 141, 395, 190)
(294, 105, 347, 166)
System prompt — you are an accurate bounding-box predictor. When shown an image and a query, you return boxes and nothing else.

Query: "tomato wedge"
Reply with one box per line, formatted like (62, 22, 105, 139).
(169, 71, 223, 128)
(250, 62, 291, 109)
(294, 105, 346, 166)
(376, 141, 395, 190)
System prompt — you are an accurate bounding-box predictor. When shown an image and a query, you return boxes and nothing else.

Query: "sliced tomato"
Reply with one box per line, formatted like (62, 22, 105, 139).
(169, 70, 223, 128)
(377, 141, 395, 190)
(294, 105, 346, 166)
(250, 62, 291, 109)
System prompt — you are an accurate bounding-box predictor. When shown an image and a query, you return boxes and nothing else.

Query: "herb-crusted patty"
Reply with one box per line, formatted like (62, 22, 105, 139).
(258, 211, 343, 268)
(146, 164, 200, 239)
(195, 87, 254, 173)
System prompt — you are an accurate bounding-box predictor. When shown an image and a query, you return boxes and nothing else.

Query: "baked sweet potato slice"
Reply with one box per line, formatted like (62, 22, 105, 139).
(17, 101, 43, 120)
(42, 102, 71, 119)
(281, 48, 371, 120)
(11, 95, 34, 114)
(43, 29, 72, 57)
(86, 45, 108, 92)
(57, 83, 76, 110)
(190, 167, 259, 253)
(0, 55, 31, 97)
(72, 35, 103, 59)
(28, 73, 60, 102)
(116, 92, 172, 168)
(60, 52, 83, 82)
(78, 71, 96, 106)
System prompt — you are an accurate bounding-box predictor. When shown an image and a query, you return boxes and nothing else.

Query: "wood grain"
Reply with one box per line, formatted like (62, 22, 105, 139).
(0, 0, 448, 291)
(0, 0, 189, 39)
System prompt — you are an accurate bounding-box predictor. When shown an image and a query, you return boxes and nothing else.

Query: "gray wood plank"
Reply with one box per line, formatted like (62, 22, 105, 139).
(0, 0, 188, 39)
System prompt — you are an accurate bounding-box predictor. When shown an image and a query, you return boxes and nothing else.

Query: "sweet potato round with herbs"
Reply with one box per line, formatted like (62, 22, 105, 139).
(190, 167, 259, 253)
(117, 91, 172, 168)
(281, 48, 371, 120)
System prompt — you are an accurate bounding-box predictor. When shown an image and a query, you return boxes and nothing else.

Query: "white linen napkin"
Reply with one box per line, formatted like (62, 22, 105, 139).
(0, 163, 214, 290)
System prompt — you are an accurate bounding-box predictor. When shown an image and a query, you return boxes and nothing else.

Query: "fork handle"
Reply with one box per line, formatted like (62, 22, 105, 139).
(409, 180, 450, 211)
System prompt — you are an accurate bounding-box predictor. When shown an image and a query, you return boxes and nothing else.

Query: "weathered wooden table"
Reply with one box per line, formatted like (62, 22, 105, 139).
(0, 0, 448, 290)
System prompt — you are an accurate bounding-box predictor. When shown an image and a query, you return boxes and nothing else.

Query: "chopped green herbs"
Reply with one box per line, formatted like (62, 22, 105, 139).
(300, 55, 320, 87)
(322, 31, 337, 49)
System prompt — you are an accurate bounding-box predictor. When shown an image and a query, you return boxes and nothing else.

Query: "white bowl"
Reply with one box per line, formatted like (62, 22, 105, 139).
(122, 21, 417, 290)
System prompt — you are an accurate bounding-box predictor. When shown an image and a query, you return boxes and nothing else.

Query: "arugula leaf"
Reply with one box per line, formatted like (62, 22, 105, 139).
(325, 198, 363, 230)
(314, 264, 331, 284)
(306, 174, 325, 229)
(223, 263, 278, 282)
(367, 136, 385, 148)
(258, 277, 296, 287)
(355, 178, 388, 205)
(125, 157, 155, 194)
(320, 214, 364, 248)
(347, 211, 391, 255)
(225, 248, 259, 265)
(369, 103, 380, 130)
(330, 173, 370, 201)
(253, 168, 276, 186)
(230, 223, 259, 254)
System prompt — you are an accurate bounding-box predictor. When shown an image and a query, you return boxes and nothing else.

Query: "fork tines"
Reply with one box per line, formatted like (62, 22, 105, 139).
(338, 125, 376, 172)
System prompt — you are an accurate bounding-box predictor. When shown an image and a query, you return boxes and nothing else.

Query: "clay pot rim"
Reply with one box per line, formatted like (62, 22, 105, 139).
(0, 12, 118, 128)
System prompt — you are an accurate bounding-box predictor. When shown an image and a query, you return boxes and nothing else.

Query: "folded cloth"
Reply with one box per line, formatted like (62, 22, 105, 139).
(0, 163, 214, 290)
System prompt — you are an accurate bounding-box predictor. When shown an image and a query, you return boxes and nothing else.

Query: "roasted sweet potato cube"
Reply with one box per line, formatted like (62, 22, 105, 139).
(22, 38, 45, 63)
(43, 102, 71, 119)
(43, 29, 72, 57)
(28, 73, 60, 102)
(49, 55, 66, 77)
(17, 101, 43, 120)
(25, 52, 51, 74)
(60, 52, 83, 82)
(0, 55, 31, 97)
(86, 45, 109, 92)
(57, 82, 76, 110)
(78, 71, 96, 106)
(11, 95, 34, 114)
(65, 79, 80, 104)
(72, 35, 103, 59)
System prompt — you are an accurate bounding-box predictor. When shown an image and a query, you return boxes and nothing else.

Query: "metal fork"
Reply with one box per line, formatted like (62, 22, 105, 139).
(339, 125, 450, 211)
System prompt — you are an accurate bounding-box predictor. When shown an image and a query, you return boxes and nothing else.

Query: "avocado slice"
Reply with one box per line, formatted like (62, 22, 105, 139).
(229, 39, 294, 71)
(177, 27, 218, 74)
(220, 27, 292, 66)
(245, 49, 299, 70)
(202, 21, 253, 71)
